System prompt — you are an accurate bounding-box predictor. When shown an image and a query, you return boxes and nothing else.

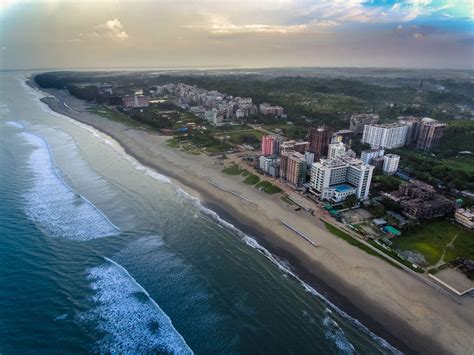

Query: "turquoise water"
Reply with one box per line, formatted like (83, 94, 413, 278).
(0, 72, 400, 354)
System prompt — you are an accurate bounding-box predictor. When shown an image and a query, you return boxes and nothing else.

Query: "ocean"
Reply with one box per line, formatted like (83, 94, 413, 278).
(0, 71, 400, 354)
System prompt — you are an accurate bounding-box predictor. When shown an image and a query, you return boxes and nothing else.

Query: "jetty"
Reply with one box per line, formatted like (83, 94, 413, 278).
(282, 221, 318, 247)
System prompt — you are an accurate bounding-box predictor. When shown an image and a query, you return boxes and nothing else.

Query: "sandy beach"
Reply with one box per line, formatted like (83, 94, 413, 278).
(37, 86, 474, 354)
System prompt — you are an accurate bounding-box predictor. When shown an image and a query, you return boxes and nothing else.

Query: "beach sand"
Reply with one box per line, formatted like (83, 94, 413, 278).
(38, 87, 474, 354)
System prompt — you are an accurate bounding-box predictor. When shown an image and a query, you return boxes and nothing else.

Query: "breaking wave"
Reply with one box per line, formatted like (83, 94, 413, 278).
(323, 313, 356, 354)
(20, 131, 119, 240)
(85, 257, 193, 354)
(5, 120, 25, 129)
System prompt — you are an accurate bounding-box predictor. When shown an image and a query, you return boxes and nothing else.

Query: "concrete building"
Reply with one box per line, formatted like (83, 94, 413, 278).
(261, 135, 275, 156)
(286, 152, 307, 187)
(259, 155, 280, 178)
(455, 207, 474, 229)
(308, 127, 332, 161)
(309, 156, 374, 202)
(382, 154, 400, 175)
(398, 116, 422, 145)
(328, 142, 346, 159)
(122, 95, 149, 108)
(362, 123, 409, 149)
(416, 118, 446, 151)
(304, 152, 315, 167)
(388, 181, 453, 219)
(360, 148, 385, 165)
(259, 103, 284, 117)
(331, 129, 354, 145)
(350, 114, 379, 134)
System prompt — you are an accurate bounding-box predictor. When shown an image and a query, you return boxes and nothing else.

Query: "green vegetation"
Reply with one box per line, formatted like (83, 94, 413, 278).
(394, 147, 474, 191)
(215, 129, 265, 147)
(166, 138, 180, 148)
(222, 164, 243, 175)
(242, 173, 260, 185)
(371, 174, 403, 193)
(255, 181, 282, 194)
(87, 106, 140, 128)
(391, 220, 474, 266)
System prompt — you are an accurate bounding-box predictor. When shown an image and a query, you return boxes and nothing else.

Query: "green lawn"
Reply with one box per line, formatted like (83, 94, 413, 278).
(166, 138, 180, 148)
(281, 195, 295, 205)
(255, 181, 282, 194)
(222, 164, 243, 175)
(87, 105, 140, 127)
(441, 157, 474, 173)
(242, 173, 260, 185)
(391, 220, 474, 265)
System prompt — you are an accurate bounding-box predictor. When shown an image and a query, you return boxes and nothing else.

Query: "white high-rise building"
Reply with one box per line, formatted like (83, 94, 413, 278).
(328, 142, 346, 159)
(382, 154, 400, 175)
(309, 156, 374, 202)
(259, 155, 280, 177)
(360, 148, 385, 165)
(362, 123, 409, 149)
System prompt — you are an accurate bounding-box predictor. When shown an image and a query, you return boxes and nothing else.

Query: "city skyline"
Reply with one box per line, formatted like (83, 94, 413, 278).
(1, 0, 473, 70)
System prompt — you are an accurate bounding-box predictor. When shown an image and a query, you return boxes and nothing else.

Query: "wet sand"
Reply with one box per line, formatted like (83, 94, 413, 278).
(35, 85, 474, 355)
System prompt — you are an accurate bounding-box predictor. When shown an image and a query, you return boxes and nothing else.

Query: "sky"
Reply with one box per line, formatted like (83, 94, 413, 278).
(0, 0, 473, 70)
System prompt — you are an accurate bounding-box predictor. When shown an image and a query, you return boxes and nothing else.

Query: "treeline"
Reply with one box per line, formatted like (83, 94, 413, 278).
(436, 120, 474, 157)
(396, 153, 474, 191)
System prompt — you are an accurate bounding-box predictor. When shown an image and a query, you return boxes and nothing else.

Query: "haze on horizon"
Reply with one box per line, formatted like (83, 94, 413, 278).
(0, 0, 473, 70)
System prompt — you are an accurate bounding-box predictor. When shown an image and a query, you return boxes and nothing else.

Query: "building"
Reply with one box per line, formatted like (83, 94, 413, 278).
(387, 181, 453, 219)
(294, 141, 309, 154)
(261, 135, 275, 156)
(416, 118, 446, 151)
(309, 156, 374, 202)
(122, 95, 149, 108)
(454, 207, 474, 229)
(350, 114, 379, 134)
(286, 152, 307, 187)
(362, 123, 409, 149)
(328, 142, 346, 159)
(308, 127, 333, 161)
(304, 152, 315, 166)
(259, 155, 280, 178)
(259, 103, 284, 117)
(360, 148, 385, 165)
(331, 129, 354, 145)
(382, 154, 400, 175)
(398, 116, 422, 145)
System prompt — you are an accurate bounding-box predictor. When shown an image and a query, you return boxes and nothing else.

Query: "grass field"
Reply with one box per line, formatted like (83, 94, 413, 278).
(255, 181, 282, 194)
(441, 156, 474, 173)
(222, 164, 243, 175)
(87, 105, 140, 127)
(242, 173, 260, 185)
(391, 220, 474, 265)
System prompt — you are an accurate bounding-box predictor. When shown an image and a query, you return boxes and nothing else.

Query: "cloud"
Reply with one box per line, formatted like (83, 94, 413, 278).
(72, 18, 129, 42)
(184, 13, 338, 35)
(93, 18, 128, 40)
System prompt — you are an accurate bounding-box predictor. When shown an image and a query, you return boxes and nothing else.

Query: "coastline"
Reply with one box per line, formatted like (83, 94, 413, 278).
(31, 82, 474, 354)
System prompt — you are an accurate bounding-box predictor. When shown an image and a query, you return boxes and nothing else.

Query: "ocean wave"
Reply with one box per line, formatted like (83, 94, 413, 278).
(84, 257, 193, 354)
(5, 121, 25, 129)
(20, 131, 119, 240)
(323, 314, 356, 354)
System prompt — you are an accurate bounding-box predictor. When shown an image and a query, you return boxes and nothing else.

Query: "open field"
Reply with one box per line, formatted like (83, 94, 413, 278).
(87, 106, 140, 127)
(255, 181, 282, 194)
(392, 220, 474, 266)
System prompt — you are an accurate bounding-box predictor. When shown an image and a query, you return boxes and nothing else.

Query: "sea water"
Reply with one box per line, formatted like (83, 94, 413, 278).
(0, 72, 401, 354)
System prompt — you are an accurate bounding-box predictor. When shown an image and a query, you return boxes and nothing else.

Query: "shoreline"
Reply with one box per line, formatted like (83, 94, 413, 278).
(29, 81, 474, 354)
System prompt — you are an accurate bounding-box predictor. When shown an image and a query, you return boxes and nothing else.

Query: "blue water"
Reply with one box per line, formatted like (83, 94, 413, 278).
(0, 72, 400, 354)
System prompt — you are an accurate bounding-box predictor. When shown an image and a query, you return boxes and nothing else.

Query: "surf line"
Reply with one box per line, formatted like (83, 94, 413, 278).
(21, 131, 120, 232)
(102, 257, 194, 354)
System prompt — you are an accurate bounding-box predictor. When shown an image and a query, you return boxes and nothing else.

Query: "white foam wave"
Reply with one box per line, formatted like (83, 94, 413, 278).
(20, 131, 119, 240)
(85, 257, 193, 354)
(323, 314, 356, 354)
(5, 121, 25, 129)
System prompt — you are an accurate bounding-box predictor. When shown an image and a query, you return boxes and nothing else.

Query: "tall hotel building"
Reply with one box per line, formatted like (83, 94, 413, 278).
(416, 118, 446, 151)
(362, 123, 409, 149)
(308, 127, 332, 161)
(286, 152, 307, 187)
(310, 156, 374, 202)
(261, 135, 275, 156)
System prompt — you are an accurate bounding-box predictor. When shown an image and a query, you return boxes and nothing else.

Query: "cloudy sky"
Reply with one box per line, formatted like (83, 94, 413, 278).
(0, 0, 473, 70)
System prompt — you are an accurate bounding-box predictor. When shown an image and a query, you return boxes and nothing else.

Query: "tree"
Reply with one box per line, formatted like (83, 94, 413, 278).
(343, 194, 358, 209)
